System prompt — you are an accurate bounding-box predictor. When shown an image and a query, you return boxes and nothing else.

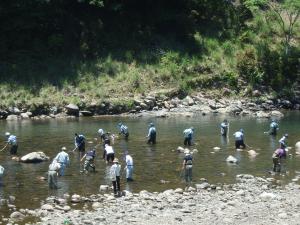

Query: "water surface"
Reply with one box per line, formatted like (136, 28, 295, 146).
(0, 112, 299, 218)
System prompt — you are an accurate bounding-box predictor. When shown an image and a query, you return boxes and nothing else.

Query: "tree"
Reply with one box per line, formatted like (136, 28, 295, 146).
(268, 0, 300, 56)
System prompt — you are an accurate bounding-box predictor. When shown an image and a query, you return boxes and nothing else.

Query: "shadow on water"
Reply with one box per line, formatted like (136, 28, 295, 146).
(0, 111, 299, 219)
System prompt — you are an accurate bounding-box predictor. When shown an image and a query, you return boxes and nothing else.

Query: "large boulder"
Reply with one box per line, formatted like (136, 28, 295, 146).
(270, 110, 284, 118)
(65, 104, 79, 116)
(6, 115, 19, 121)
(20, 152, 49, 163)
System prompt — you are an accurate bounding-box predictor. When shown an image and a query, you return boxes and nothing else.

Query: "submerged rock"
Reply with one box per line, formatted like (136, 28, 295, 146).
(20, 152, 49, 163)
(226, 155, 238, 163)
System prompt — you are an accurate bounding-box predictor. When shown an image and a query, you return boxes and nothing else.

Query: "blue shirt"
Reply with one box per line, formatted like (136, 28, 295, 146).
(183, 129, 193, 139)
(75, 134, 85, 147)
(7, 135, 17, 145)
(148, 127, 156, 137)
(54, 151, 70, 165)
(119, 125, 128, 134)
(233, 131, 244, 141)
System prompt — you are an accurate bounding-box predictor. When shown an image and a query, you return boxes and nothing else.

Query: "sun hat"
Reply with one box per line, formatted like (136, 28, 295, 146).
(113, 158, 119, 163)
(5, 132, 10, 136)
(61, 147, 67, 151)
(284, 133, 288, 137)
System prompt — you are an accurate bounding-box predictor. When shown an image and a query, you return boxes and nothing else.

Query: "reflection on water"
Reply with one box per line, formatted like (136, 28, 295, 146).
(0, 112, 299, 218)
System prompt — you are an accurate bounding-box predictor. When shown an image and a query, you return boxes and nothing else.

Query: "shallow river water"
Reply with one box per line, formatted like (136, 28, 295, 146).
(0, 112, 299, 218)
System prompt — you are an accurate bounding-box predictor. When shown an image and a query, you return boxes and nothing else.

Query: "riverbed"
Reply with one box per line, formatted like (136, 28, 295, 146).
(0, 111, 299, 220)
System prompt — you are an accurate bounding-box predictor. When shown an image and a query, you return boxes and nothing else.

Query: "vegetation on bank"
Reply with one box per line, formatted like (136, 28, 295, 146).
(0, 0, 299, 109)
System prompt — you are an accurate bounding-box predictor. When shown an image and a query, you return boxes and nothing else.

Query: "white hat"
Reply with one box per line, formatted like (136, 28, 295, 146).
(113, 158, 119, 163)
(61, 147, 67, 151)
(5, 132, 10, 136)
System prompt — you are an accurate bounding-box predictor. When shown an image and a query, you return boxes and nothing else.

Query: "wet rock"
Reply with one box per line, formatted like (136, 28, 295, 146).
(270, 110, 284, 118)
(20, 152, 49, 163)
(226, 155, 238, 163)
(65, 104, 79, 116)
(248, 150, 258, 157)
(8, 196, 15, 203)
(41, 204, 54, 211)
(177, 146, 185, 153)
(10, 212, 25, 221)
(252, 90, 261, 97)
(6, 115, 19, 121)
(71, 194, 81, 203)
(213, 147, 221, 151)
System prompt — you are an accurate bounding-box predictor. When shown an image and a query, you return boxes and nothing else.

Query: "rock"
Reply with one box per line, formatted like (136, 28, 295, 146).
(248, 150, 258, 157)
(270, 110, 284, 118)
(295, 142, 300, 154)
(41, 204, 54, 211)
(20, 152, 49, 163)
(8, 107, 21, 115)
(10, 211, 25, 221)
(6, 115, 19, 121)
(80, 111, 93, 116)
(256, 111, 270, 118)
(213, 147, 221, 151)
(63, 206, 71, 212)
(177, 146, 185, 153)
(195, 183, 210, 190)
(259, 192, 276, 200)
(71, 194, 81, 203)
(278, 213, 288, 219)
(92, 202, 101, 209)
(252, 90, 261, 97)
(99, 185, 109, 192)
(184, 96, 194, 106)
(20, 113, 30, 119)
(226, 155, 238, 163)
(174, 188, 183, 194)
(8, 196, 15, 203)
(65, 104, 79, 116)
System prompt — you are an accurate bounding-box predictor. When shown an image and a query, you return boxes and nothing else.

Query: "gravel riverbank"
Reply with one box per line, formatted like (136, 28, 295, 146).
(5, 174, 300, 225)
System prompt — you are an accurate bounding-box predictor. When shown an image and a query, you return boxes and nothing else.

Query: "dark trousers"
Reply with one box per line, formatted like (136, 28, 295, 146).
(273, 157, 281, 172)
(10, 145, 18, 155)
(235, 140, 245, 149)
(112, 176, 120, 194)
(106, 153, 115, 162)
(184, 137, 192, 146)
(147, 134, 156, 144)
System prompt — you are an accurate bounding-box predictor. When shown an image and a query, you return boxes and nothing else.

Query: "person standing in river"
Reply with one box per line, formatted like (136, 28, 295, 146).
(118, 122, 129, 139)
(183, 127, 194, 146)
(268, 119, 279, 135)
(279, 134, 288, 150)
(74, 133, 86, 159)
(220, 119, 229, 137)
(80, 148, 96, 173)
(104, 143, 115, 163)
(124, 153, 133, 182)
(182, 150, 193, 184)
(53, 147, 70, 176)
(3, 132, 18, 155)
(233, 129, 246, 149)
(48, 159, 61, 189)
(272, 147, 285, 172)
(110, 158, 121, 197)
(147, 122, 156, 144)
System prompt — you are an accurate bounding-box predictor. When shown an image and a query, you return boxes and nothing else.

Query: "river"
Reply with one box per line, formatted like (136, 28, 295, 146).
(0, 111, 299, 219)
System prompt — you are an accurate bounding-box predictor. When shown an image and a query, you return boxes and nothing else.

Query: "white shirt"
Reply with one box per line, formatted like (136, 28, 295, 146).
(0, 165, 4, 176)
(48, 161, 61, 171)
(7, 135, 17, 145)
(105, 145, 114, 154)
(233, 131, 244, 141)
(110, 164, 121, 181)
(54, 151, 70, 165)
(125, 155, 133, 166)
